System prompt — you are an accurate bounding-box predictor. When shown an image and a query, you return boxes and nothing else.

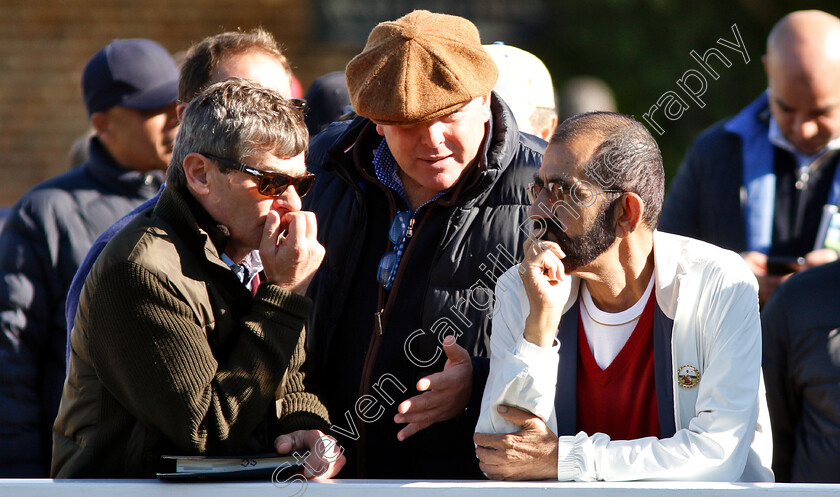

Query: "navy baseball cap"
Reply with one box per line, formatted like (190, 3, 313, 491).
(82, 39, 179, 115)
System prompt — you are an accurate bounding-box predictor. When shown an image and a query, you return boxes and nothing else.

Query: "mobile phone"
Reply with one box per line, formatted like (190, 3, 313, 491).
(765, 256, 805, 275)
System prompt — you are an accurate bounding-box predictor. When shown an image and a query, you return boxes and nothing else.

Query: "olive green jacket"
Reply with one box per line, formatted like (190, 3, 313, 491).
(52, 185, 329, 478)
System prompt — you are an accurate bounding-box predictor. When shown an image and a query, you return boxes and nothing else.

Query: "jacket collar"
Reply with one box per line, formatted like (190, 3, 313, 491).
(154, 185, 232, 266)
(324, 91, 523, 209)
(555, 231, 680, 437)
(84, 137, 164, 198)
(723, 91, 770, 139)
(561, 230, 683, 319)
(649, 230, 696, 320)
(483, 91, 521, 179)
(152, 185, 254, 345)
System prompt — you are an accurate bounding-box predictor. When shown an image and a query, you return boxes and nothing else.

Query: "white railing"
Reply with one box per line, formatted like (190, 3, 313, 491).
(3, 479, 840, 497)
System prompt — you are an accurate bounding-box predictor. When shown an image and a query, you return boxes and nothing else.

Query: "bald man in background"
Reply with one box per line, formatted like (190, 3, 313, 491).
(660, 10, 840, 304)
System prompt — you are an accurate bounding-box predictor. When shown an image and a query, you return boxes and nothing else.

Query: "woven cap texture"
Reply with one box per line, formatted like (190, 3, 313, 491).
(346, 10, 498, 125)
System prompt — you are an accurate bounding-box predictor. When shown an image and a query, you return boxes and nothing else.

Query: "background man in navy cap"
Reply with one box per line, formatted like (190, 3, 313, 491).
(304, 10, 544, 478)
(0, 38, 179, 476)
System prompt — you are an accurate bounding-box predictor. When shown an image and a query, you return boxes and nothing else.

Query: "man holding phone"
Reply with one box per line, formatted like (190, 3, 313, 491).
(474, 112, 772, 482)
(660, 10, 840, 303)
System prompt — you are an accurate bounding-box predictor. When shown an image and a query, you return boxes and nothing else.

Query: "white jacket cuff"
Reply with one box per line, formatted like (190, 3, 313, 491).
(557, 434, 582, 481)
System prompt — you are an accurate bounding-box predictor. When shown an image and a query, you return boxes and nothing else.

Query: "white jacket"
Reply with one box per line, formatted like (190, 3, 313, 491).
(476, 231, 773, 481)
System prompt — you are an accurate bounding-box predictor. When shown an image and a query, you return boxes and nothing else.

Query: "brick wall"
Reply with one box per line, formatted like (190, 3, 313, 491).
(0, 0, 359, 205)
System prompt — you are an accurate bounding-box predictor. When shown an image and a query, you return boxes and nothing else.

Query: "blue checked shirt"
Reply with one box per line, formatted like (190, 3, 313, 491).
(373, 139, 450, 288)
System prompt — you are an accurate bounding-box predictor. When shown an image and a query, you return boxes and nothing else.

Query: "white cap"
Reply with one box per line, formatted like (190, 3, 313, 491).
(484, 42, 556, 132)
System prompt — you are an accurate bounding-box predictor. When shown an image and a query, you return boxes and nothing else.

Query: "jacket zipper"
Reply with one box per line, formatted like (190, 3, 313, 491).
(356, 211, 420, 476)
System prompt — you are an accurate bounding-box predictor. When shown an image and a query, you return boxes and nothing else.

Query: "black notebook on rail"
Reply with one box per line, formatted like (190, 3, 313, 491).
(156, 453, 303, 480)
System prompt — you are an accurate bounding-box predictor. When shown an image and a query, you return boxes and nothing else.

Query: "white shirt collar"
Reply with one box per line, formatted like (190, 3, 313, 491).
(220, 250, 263, 290)
(768, 117, 840, 169)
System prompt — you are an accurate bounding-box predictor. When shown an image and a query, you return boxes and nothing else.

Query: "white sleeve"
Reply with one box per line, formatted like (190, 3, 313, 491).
(555, 264, 763, 482)
(475, 266, 560, 436)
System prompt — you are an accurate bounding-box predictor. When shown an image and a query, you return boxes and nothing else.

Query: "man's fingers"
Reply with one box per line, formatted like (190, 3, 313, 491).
(394, 393, 436, 421)
(473, 431, 506, 449)
(396, 421, 429, 441)
(298, 210, 317, 240)
(525, 240, 564, 275)
(527, 237, 565, 259)
(416, 377, 432, 391)
(543, 256, 563, 282)
(396, 398, 413, 415)
(261, 210, 283, 249)
(395, 396, 428, 418)
(523, 238, 537, 257)
(282, 212, 305, 245)
(274, 430, 306, 454)
(274, 436, 293, 455)
(413, 372, 444, 394)
(543, 240, 566, 260)
(496, 405, 540, 428)
(277, 430, 346, 480)
(478, 461, 504, 481)
(475, 443, 510, 466)
(441, 336, 470, 362)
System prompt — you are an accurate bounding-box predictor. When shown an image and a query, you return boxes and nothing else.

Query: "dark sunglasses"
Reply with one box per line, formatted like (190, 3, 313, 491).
(290, 98, 308, 113)
(201, 153, 315, 198)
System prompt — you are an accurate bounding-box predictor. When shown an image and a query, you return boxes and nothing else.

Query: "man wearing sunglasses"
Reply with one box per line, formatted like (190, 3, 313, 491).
(66, 27, 298, 340)
(474, 112, 772, 482)
(52, 79, 344, 478)
(303, 11, 544, 478)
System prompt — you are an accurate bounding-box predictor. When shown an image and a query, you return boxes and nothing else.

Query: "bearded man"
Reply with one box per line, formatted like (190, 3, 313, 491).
(474, 112, 773, 482)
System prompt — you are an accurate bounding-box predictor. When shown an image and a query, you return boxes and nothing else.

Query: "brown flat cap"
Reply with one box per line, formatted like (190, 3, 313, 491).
(346, 10, 498, 125)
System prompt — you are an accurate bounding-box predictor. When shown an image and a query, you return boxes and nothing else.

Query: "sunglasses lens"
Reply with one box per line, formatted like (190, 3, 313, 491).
(377, 251, 397, 289)
(291, 98, 308, 112)
(257, 173, 316, 198)
(258, 175, 288, 197)
(388, 211, 410, 243)
(294, 176, 315, 198)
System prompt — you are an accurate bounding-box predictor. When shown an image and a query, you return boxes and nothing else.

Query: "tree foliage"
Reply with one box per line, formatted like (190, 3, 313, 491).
(530, 0, 840, 184)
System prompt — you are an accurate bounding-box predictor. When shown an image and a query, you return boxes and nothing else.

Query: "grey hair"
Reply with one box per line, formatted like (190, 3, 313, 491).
(167, 77, 308, 189)
(551, 111, 664, 228)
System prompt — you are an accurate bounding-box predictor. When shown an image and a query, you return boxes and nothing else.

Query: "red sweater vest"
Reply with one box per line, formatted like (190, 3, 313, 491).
(575, 291, 661, 440)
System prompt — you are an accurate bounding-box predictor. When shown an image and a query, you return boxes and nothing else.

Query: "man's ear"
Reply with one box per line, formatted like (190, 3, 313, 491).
(90, 111, 110, 140)
(614, 192, 645, 238)
(375, 123, 386, 137)
(539, 115, 558, 141)
(183, 152, 212, 197)
(480, 92, 492, 123)
(176, 102, 187, 123)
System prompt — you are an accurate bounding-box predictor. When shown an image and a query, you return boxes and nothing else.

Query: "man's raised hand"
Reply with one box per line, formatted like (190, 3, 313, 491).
(261, 210, 324, 295)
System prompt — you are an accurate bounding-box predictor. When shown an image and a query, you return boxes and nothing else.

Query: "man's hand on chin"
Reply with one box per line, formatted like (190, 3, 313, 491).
(520, 238, 571, 348)
(474, 405, 559, 481)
